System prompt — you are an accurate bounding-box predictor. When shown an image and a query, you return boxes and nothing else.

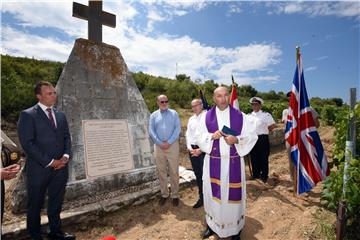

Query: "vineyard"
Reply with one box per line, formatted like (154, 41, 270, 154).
(322, 102, 360, 240)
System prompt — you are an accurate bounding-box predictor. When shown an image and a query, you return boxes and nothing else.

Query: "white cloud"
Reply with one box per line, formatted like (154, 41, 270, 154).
(227, 3, 242, 16)
(156, 1, 208, 11)
(270, 1, 360, 19)
(315, 56, 328, 61)
(1, 0, 282, 86)
(283, 3, 303, 14)
(1, 0, 138, 38)
(173, 10, 188, 16)
(305, 66, 317, 72)
(146, 8, 167, 32)
(1, 26, 72, 61)
(2, 1, 85, 38)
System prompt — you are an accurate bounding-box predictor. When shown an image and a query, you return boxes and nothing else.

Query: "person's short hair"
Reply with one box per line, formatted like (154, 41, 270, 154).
(34, 81, 53, 95)
(286, 91, 291, 98)
(191, 98, 202, 105)
(156, 94, 167, 102)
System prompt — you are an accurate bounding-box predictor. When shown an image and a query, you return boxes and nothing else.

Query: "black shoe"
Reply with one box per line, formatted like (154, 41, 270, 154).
(159, 197, 167, 206)
(172, 198, 179, 207)
(250, 175, 259, 180)
(30, 237, 43, 240)
(231, 231, 242, 240)
(202, 226, 214, 239)
(193, 198, 203, 208)
(261, 177, 268, 183)
(48, 231, 76, 240)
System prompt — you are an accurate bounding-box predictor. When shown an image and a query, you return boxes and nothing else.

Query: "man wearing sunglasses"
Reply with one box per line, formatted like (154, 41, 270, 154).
(149, 95, 181, 207)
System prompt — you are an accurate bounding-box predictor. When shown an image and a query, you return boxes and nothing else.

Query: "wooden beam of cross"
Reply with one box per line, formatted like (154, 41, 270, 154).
(73, 0, 116, 43)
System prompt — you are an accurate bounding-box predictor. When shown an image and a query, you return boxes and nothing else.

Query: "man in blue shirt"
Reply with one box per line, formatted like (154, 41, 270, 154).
(149, 95, 181, 207)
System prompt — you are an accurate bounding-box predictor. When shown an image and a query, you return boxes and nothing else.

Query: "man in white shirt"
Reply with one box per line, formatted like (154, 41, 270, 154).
(248, 97, 276, 183)
(185, 99, 206, 208)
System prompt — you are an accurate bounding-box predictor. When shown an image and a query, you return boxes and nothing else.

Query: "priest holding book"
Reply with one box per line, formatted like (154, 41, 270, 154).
(196, 86, 258, 240)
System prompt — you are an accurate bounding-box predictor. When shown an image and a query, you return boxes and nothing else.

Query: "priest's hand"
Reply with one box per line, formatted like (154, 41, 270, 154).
(211, 130, 223, 140)
(224, 134, 239, 145)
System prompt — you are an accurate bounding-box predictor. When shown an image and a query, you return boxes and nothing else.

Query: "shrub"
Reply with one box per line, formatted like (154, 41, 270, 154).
(321, 105, 337, 126)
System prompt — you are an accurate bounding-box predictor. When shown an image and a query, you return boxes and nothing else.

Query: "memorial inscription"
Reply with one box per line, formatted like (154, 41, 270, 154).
(83, 119, 134, 178)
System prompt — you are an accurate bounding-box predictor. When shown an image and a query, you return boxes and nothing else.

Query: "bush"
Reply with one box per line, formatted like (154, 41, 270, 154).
(1, 55, 64, 121)
(321, 105, 337, 126)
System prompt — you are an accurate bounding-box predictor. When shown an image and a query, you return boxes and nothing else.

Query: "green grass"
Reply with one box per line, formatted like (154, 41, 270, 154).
(311, 208, 336, 240)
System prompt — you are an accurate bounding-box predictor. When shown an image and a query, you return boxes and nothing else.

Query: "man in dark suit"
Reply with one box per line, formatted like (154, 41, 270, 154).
(17, 81, 75, 240)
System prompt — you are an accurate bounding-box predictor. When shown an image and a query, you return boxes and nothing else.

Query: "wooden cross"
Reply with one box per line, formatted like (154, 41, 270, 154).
(73, 0, 116, 43)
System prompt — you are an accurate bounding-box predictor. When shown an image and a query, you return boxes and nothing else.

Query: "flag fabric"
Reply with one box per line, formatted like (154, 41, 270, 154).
(285, 48, 330, 195)
(199, 89, 211, 110)
(230, 75, 239, 110)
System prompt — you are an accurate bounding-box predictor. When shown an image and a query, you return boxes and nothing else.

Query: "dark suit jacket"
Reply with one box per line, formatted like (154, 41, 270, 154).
(17, 104, 71, 175)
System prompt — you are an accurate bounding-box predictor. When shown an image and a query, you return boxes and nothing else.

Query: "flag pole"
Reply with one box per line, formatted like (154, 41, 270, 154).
(293, 46, 301, 196)
(336, 88, 356, 240)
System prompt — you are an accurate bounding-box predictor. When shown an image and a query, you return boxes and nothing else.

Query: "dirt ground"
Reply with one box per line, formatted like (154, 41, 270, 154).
(53, 126, 335, 240)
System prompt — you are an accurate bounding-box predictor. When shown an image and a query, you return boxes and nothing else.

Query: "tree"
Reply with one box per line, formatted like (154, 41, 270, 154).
(238, 84, 257, 98)
(330, 98, 343, 107)
(175, 74, 190, 82)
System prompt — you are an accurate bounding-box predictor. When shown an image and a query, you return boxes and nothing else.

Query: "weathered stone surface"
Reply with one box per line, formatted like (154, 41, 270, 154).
(56, 38, 154, 181)
(269, 127, 285, 147)
(4, 178, 195, 240)
(11, 38, 155, 213)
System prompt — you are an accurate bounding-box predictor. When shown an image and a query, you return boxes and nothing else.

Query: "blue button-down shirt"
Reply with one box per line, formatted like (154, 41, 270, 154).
(149, 109, 181, 145)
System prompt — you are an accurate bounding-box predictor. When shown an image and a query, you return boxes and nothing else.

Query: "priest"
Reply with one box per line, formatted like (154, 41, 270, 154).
(196, 86, 258, 240)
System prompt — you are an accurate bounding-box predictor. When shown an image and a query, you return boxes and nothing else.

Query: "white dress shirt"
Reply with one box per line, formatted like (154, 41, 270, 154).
(185, 110, 206, 151)
(249, 110, 275, 135)
(38, 102, 57, 128)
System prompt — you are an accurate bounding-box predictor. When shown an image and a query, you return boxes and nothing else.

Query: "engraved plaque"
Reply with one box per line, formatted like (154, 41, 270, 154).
(83, 119, 134, 179)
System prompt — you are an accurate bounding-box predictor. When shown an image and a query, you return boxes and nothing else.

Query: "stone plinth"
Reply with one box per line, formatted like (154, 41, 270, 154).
(11, 38, 156, 213)
(269, 126, 285, 147)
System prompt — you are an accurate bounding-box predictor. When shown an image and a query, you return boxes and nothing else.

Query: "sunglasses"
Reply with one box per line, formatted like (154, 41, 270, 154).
(160, 100, 169, 104)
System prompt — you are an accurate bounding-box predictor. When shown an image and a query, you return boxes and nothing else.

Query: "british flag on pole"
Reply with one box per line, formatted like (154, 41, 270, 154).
(285, 47, 330, 195)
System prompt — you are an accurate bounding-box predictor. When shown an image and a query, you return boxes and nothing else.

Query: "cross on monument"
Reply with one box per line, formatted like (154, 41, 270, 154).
(73, 0, 116, 43)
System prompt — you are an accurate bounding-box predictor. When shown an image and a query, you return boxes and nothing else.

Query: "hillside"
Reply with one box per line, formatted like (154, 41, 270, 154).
(1, 54, 343, 123)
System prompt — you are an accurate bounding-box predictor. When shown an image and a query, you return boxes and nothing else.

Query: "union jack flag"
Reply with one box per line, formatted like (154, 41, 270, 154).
(285, 47, 330, 195)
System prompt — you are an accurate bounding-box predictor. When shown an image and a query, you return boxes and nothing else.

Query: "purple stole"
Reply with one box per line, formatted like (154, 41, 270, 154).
(205, 106, 243, 204)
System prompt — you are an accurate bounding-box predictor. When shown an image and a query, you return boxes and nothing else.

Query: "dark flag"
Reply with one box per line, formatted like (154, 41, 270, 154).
(199, 89, 211, 110)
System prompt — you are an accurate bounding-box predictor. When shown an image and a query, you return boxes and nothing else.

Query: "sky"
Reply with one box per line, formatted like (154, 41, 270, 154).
(1, 0, 359, 101)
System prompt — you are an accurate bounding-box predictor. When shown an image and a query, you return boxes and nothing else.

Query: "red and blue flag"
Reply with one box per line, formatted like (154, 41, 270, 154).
(285, 48, 330, 194)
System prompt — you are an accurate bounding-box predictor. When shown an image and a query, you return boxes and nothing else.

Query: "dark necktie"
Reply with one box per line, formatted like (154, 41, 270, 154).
(46, 108, 56, 128)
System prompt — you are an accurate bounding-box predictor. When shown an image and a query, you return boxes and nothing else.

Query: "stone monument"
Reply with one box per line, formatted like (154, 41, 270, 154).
(12, 0, 158, 214)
